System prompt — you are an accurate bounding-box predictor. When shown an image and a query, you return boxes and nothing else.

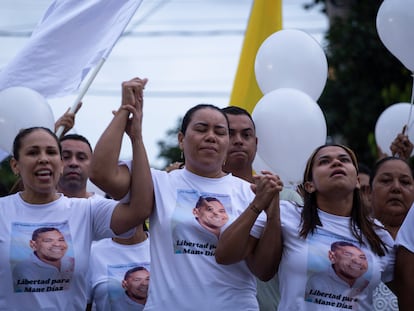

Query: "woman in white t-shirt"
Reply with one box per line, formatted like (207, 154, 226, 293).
(0, 126, 147, 310)
(89, 77, 283, 310)
(369, 156, 414, 310)
(216, 144, 396, 310)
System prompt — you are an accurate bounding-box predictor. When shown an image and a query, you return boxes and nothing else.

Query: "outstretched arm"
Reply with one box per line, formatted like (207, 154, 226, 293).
(215, 171, 283, 281)
(110, 77, 154, 234)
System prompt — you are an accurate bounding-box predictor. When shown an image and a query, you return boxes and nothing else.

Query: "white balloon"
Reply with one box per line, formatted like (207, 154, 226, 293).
(376, 0, 414, 71)
(254, 29, 328, 100)
(252, 153, 272, 173)
(375, 102, 414, 156)
(252, 88, 327, 185)
(0, 87, 55, 154)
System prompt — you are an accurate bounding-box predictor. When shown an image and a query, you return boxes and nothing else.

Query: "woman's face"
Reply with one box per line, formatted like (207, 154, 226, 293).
(306, 146, 358, 195)
(370, 159, 414, 228)
(178, 108, 229, 177)
(11, 129, 63, 196)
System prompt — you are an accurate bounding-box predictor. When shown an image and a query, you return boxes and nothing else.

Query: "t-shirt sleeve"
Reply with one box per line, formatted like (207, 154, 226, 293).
(396, 203, 414, 252)
(117, 159, 132, 204)
(251, 211, 266, 238)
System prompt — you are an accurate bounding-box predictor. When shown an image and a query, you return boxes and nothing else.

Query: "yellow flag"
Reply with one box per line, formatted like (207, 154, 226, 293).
(229, 0, 282, 113)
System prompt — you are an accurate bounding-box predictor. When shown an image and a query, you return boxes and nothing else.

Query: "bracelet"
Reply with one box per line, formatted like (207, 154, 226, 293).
(249, 204, 261, 215)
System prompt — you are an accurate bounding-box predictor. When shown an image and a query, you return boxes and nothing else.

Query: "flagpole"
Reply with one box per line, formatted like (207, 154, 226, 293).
(55, 57, 107, 138)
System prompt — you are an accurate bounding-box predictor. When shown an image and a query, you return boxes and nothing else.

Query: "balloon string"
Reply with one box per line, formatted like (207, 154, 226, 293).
(406, 73, 414, 132)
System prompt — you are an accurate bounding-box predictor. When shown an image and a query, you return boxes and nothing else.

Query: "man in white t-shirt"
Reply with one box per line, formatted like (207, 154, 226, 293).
(305, 241, 369, 306)
(13, 227, 74, 292)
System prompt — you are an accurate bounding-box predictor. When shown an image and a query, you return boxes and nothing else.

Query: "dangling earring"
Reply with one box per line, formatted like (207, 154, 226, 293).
(180, 151, 183, 160)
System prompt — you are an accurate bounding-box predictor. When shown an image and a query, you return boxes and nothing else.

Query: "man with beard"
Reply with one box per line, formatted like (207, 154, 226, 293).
(13, 227, 74, 292)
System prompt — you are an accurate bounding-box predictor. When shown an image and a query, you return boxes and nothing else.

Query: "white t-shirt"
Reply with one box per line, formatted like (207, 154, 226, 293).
(0, 192, 124, 310)
(143, 167, 264, 311)
(277, 200, 395, 311)
(88, 235, 150, 311)
(396, 201, 414, 252)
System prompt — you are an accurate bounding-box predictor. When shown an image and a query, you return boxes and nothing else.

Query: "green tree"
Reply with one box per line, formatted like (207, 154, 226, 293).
(307, 0, 412, 165)
(156, 117, 182, 169)
(0, 156, 18, 196)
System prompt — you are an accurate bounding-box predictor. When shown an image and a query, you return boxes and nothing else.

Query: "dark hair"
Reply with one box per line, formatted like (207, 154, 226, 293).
(369, 156, 413, 187)
(60, 134, 93, 153)
(195, 196, 222, 209)
(358, 162, 371, 176)
(180, 104, 229, 135)
(124, 266, 149, 280)
(221, 106, 255, 129)
(300, 144, 387, 256)
(13, 127, 61, 160)
(32, 227, 61, 240)
(330, 241, 360, 252)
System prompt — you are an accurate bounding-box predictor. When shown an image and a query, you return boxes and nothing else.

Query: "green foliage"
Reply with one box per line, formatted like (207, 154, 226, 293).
(308, 0, 412, 166)
(156, 117, 182, 169)
(0, 156, 18, 196)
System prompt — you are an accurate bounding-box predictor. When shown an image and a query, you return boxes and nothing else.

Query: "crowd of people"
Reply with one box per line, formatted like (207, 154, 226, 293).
(0, 76, 414, 310)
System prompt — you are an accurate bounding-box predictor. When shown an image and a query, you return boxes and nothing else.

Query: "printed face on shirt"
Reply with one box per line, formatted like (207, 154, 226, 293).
(30, 229, 68, 262)
(193, 198, 229, 230)
(123, 268, 150, 300)
(329, 245, 368, 281)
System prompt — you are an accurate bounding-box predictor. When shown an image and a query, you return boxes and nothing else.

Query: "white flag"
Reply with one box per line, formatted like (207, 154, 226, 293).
(0, 0, 143, 98)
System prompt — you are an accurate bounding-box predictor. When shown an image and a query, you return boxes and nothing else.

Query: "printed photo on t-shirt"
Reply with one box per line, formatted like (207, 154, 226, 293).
(171, 189, 232, 256)
(304, 228, 372, 310)
(10, 221, 74, 293)
(106, 262, 150, 311)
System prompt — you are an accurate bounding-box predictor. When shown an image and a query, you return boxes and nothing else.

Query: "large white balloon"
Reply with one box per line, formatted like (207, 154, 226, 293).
(376, 0, 414, 71)
(254, 29, 328, 101)
(252, 88, 327, 186)
(0, 87, 55, 154)
(375, 102, 414, 156)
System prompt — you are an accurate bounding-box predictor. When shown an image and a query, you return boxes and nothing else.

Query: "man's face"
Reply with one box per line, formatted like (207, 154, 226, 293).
(193, 199, 229, 230)
(30, 230, 68, 262)
(225, 114, 257, 169)
(123, 269, 150, 300)
(329, 245, 368, 280)
(58, 139, 92, 191)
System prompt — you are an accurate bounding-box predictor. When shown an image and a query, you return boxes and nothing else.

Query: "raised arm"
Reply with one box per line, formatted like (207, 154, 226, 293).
(89, 79, 145, 199)
(215, 171, 283, 281)
(106, 77, 154, 234)
(54, 101, 82, 138)
(390, 126, 413, 161)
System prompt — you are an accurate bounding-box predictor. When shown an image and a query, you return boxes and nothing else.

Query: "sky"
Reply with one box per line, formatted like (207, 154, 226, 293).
(0, 0, 328, 168)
